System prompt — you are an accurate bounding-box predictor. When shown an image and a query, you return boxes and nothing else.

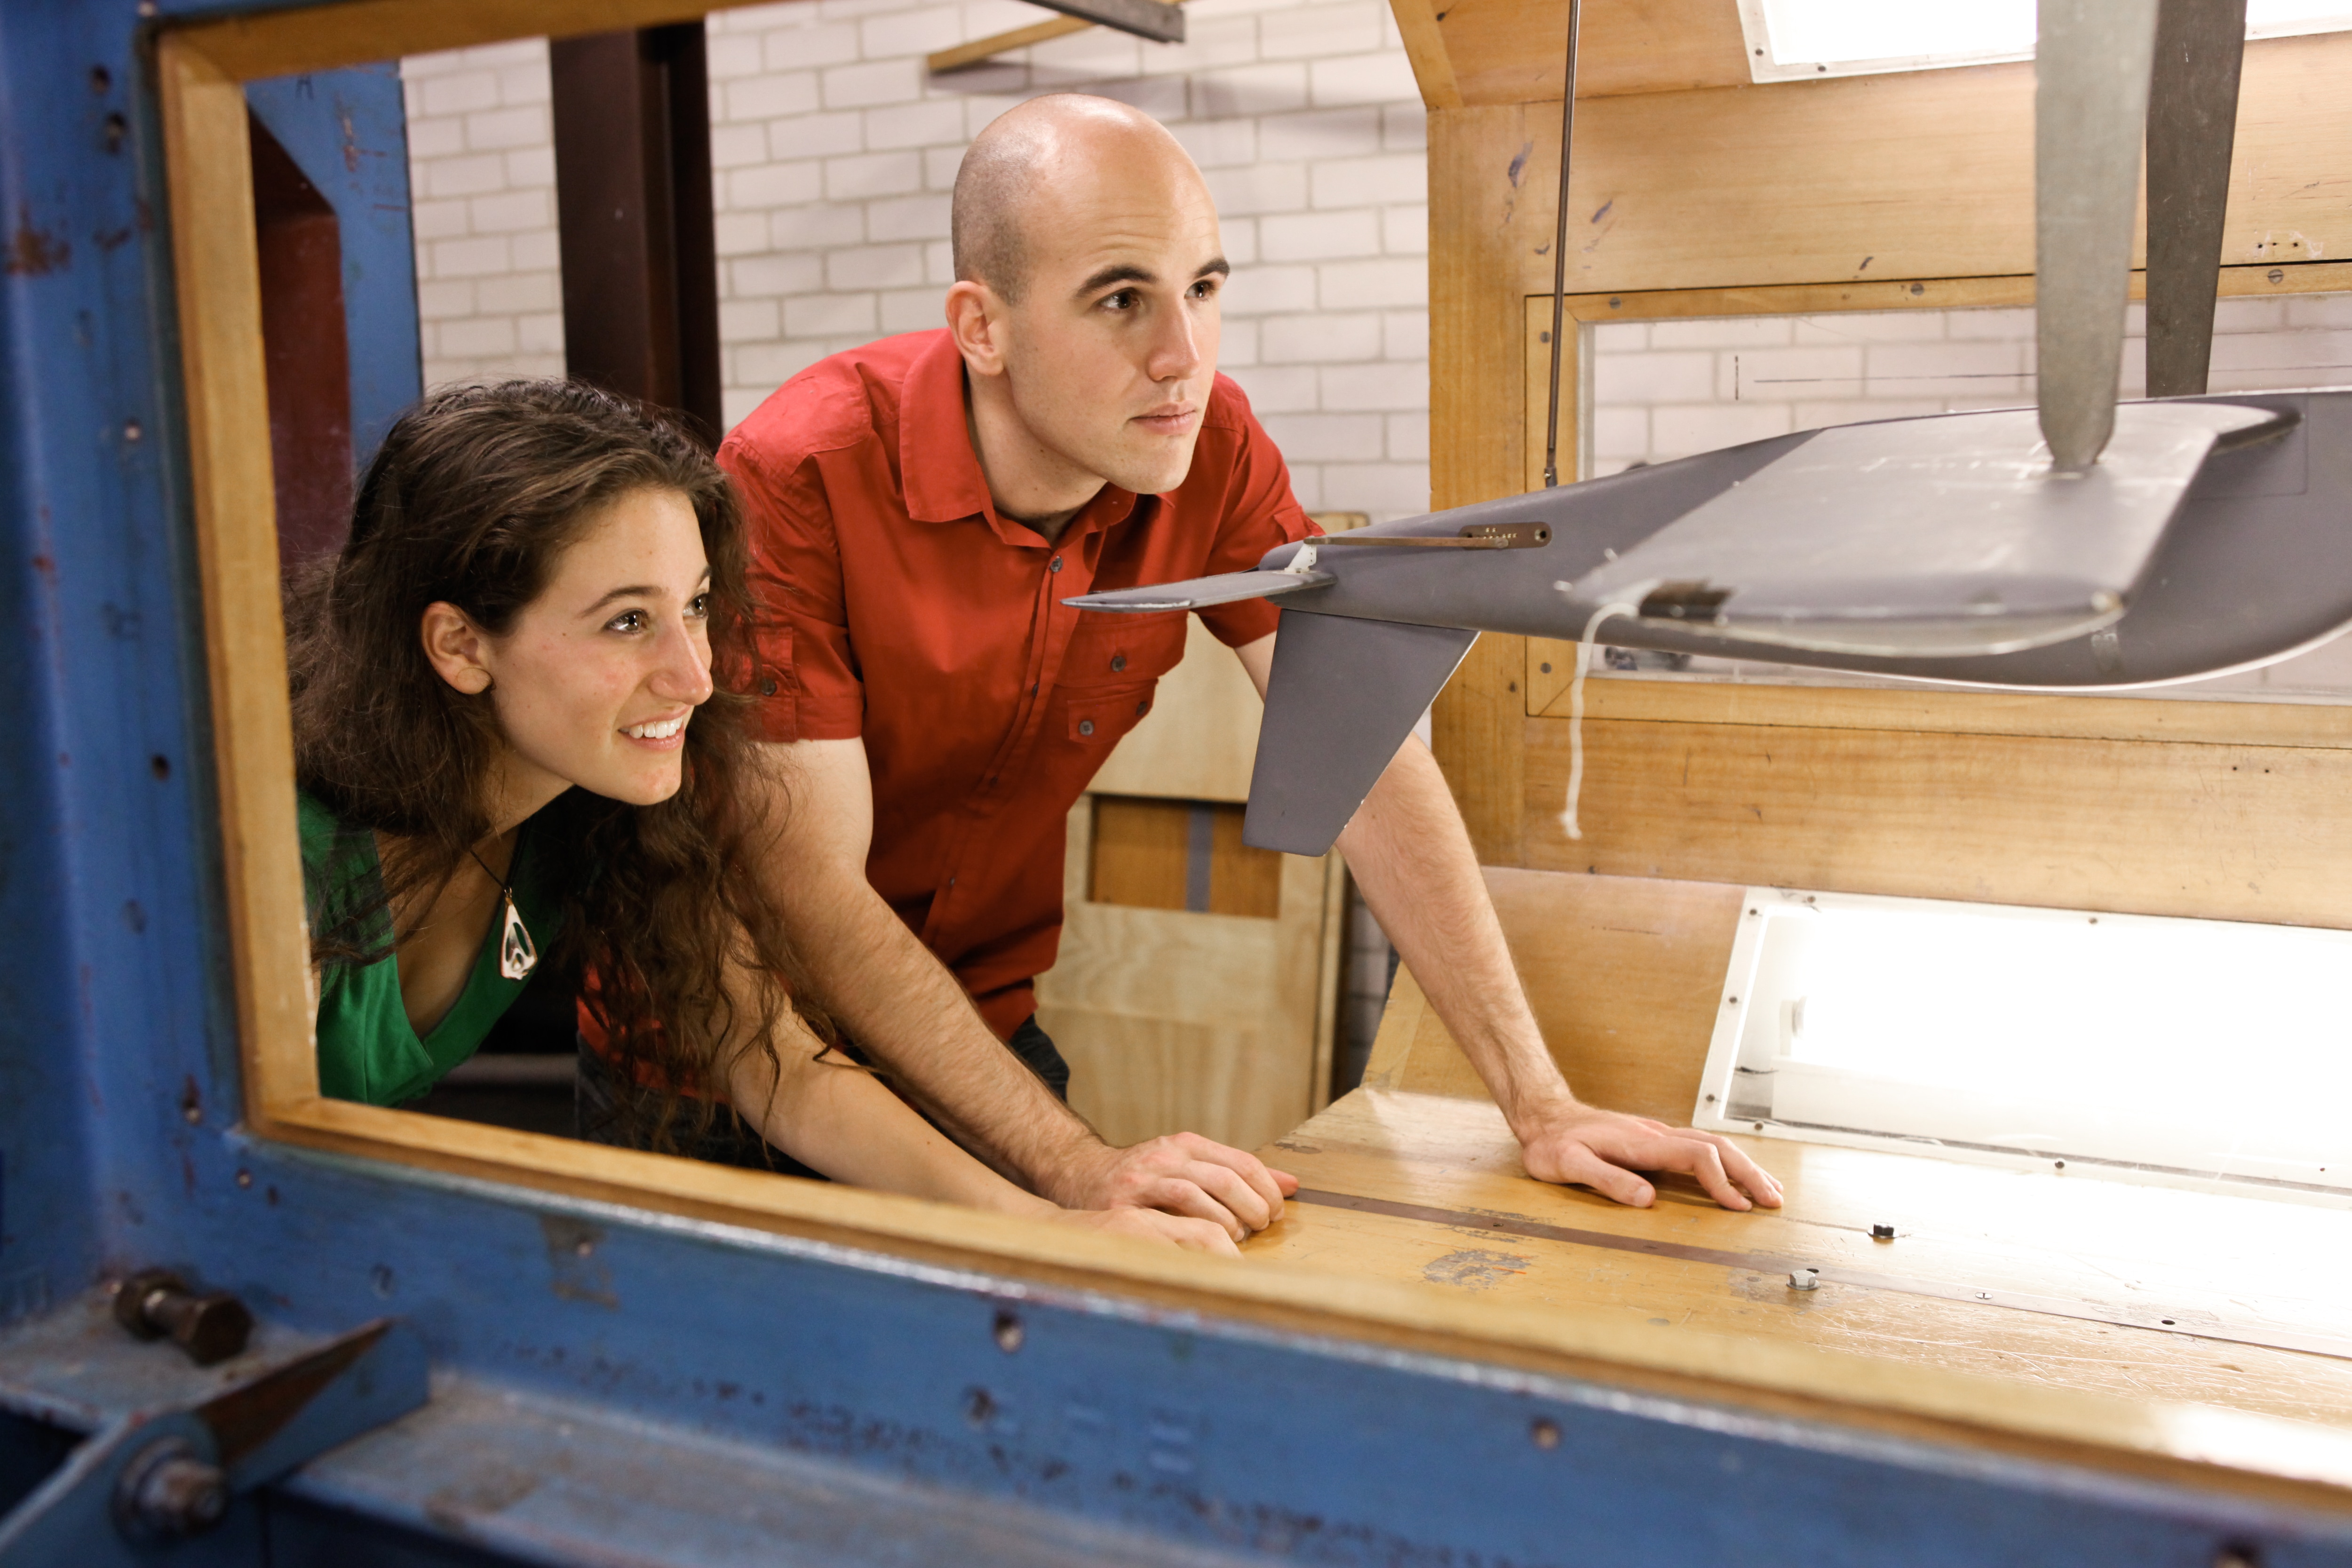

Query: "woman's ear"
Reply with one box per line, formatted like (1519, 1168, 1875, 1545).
(420, 601, 494, 695)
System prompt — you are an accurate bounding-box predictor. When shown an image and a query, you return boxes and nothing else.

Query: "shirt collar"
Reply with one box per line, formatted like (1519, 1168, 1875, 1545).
(897, 329, 1143, 546)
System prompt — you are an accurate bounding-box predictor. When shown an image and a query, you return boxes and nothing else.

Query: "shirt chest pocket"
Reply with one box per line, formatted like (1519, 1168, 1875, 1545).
(1058, 610, 1188, 691)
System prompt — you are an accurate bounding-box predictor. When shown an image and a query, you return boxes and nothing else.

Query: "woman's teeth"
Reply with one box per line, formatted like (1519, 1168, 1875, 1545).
(624, 716, 686, 740)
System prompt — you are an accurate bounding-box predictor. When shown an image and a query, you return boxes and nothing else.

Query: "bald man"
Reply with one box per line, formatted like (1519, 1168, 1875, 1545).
(722, 94, 1781, 1238)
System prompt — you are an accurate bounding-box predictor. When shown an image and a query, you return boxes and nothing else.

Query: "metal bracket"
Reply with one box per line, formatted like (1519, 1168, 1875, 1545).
(0, 1289, 429, 1568)
(1021, 0, 1184, 43)
(1324, 522, 1554, 549)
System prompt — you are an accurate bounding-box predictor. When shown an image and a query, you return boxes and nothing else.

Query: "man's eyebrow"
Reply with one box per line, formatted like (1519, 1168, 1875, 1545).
(580, 571, 711, 618)
(1075, 256, 1232, 297)
(1076, 263, 1155, 296)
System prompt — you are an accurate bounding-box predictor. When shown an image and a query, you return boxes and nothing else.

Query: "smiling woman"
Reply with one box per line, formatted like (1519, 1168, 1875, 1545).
(283, 379, 1236, 1254)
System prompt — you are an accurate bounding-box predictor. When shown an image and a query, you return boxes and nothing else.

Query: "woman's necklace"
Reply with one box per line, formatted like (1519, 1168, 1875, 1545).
(465, 841, 538, 981)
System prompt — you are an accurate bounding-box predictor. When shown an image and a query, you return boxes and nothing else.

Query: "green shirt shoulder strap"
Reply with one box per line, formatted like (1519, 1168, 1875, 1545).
(301, 790, 568, 1106)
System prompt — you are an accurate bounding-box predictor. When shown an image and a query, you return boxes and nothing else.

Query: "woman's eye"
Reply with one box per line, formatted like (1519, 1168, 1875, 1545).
(687, 593, 711, 619)
(606, 610, 648, 634)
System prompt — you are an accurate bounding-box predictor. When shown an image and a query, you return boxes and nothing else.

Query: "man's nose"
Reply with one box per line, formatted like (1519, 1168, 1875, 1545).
(648, 623, 715, 705)
(1146, 300, 1204, 383)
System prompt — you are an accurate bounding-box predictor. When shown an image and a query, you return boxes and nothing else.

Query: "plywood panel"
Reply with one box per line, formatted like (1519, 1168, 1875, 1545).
(1482, 35, 2352, 298)
(1252, 1089, 2352, 1428)
(1525, 714, 2352, 928)
(1362, 869, 1739, 1120)
(1427, 104, 1534, 862)
(1438, 0, 1751, 108)
(1089, 617, 1264, 804)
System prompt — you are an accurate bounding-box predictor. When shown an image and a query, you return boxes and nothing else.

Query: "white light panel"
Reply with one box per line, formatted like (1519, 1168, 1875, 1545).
(1694, 888, 2352, 1201)
(1738, 0, 2352, 82)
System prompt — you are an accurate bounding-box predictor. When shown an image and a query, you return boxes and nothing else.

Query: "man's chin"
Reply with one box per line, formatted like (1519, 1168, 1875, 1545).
(1103, 435, 1203, 498)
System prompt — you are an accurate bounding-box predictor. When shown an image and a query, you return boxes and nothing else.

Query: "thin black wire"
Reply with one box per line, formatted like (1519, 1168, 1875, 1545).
(1541, 0, 1582, 489)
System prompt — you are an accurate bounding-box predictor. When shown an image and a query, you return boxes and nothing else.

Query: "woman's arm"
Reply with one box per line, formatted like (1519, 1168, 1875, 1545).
(721, 1006, 1242, 1256)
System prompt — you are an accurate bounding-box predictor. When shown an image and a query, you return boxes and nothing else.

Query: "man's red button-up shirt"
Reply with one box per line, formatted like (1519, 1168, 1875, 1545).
(718, 329, 1317, 1040)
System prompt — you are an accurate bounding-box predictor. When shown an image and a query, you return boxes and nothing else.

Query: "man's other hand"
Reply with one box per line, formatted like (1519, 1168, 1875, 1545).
(1518, 1102, 1784, 1211)
(1046, 1133, 1299, 1242)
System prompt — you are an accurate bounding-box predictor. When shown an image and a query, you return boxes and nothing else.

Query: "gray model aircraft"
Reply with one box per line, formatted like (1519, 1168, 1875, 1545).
(1071, 0, 2351, 855)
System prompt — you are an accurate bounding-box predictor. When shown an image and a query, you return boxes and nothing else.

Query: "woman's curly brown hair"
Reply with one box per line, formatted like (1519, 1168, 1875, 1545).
(286, 378, 816, 1150)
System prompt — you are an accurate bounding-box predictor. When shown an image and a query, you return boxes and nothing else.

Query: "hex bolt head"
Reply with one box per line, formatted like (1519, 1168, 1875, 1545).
(992, 1310, 1024, 1354)
(112, 1269, 254, 1365)
(114, 1438, 228, 1540)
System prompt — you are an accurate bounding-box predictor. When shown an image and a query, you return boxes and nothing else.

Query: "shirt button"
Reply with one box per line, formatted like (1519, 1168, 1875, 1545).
(760, 679, 778, 696)
(1049, 556, 1064, 573)
(1031, 681, 1040, 696)
(947, 876, 956, 889)
(1077, 719, 1095, 736)
(1110, 654, 1127, 672)
(1136, 700, 1149, 716)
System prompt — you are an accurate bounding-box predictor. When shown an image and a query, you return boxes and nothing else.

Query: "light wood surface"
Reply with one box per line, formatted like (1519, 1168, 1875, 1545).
(1437, 35, 2352, 298)
(1432, 0, 1751, 107)
(160, 34, 320, 1121)
(1040, 803, 1345, 1150)
(926, 14, 1094, 74)
(1249, 1088, 2352, 1428)
(1365, 869, 1739, 1122)
(1523, 713, 2352, 929)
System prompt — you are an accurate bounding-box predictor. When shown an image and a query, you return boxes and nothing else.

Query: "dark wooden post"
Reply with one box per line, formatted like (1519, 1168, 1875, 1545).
(548, 24, 724, 444)
(248, 110, 356, 574)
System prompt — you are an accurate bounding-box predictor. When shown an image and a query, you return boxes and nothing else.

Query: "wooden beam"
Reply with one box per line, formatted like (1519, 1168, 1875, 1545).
(1387, 0, 1463, 110)
(1525, 713, 2352, 929)
(1439, 0, 1751, 106)
(170, 0, 780, 81)
(159, 32, 319, 1119)
(927, 14, 1092, 73)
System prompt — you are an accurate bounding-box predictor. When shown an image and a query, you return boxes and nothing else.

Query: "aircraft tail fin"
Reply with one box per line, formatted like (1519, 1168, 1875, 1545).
(1242, 611, 1478, 855)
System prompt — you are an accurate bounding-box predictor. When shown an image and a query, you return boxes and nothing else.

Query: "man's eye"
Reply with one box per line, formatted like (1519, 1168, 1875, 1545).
(1103, 289, 1138, 311)
(606, 610, 648, 633)
(1190, 279, 1219, 300)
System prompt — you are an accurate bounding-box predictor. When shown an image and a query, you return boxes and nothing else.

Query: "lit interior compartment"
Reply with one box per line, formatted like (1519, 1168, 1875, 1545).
(1694, 888, 2352, 1199)
(1740, 0, 2352, 81)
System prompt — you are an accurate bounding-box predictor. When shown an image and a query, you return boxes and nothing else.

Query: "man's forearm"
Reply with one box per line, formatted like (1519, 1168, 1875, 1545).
(1334, 740, 1578, 1131)
(770, 866, 1101, 1189)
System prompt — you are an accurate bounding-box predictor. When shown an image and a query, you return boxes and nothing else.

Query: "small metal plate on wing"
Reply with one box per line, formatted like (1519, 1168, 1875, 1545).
(1569, 402, 2292, 657)
(1066, 567, 1333, 613)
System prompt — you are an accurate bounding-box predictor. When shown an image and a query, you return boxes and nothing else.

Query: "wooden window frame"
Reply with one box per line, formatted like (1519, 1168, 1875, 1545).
(154, 0, 2352, 1504)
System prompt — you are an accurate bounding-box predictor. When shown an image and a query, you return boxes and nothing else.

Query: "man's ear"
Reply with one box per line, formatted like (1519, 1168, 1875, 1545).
(945, 279, 1009, 379)
(420, 601, 494, 695)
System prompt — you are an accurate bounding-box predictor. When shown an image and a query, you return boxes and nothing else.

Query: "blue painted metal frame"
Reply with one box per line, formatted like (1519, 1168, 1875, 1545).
(244, 64, 422, 468)
(2, 1, 2350, 1562)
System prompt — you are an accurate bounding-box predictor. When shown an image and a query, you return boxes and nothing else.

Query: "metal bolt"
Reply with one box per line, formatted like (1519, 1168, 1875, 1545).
(573, 1238, 593, 1258)
(234, 1170, 252, 1189)
(1529, 1417, 1561, 1450)
(2266, 268, 2285, 284)
(123, 418, 142, 442)
(115, 1437, 228, 1540)
(113, 1269, 253, 1366)
(1788, 1269, 1820, 1291)
(993, 1310, 1024, 1354)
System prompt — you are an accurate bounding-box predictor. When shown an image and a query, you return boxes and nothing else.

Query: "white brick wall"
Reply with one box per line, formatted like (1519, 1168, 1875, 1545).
(402, 0, 1433, 520)
(400, 40, 566, 387)
(1586, 297, 2352, 476)
(1584, 296, 2352, 698)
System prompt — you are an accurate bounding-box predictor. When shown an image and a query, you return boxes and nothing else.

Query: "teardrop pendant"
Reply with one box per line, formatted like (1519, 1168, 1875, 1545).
(499, 891, 538, 981)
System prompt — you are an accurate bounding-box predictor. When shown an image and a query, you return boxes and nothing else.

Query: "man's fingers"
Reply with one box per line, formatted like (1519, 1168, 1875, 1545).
(1170, 1134, 1289, 1219)
(1716, 1139, 1784, 1207)
(1143, 1176, 1248, 1240)
(1549, 1147, 1654, 1208)
(1182, 1160, 1275, 1234)
(1657, 1137, 1750, 1212)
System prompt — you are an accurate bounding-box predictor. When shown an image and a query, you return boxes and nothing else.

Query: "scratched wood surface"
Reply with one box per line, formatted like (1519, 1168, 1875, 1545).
(1248, 1087, 2352, 1428)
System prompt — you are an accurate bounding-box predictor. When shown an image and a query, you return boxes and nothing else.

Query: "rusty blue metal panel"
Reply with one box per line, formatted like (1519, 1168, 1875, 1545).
(1, 0, 2351, 1563)
(244, 64, 421, 466)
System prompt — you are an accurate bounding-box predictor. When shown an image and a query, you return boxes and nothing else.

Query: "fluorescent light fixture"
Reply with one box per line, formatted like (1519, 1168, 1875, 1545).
(1694, 888, 2352, 1201)
(1739, 0, 2352, 82)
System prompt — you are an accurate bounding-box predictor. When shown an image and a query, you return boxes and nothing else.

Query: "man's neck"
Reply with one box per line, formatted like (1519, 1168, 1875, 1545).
(965, 370, 1102, 546)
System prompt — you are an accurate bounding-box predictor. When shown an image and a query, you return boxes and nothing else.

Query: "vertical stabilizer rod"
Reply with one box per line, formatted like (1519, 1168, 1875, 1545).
(1541, 0, 1582, 489)
(2037, 0, 2162, 470)
(2145, 0, 2247, 398)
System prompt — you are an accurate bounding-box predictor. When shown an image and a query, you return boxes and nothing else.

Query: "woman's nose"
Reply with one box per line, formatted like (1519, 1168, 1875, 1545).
(648, 623, 715, 704)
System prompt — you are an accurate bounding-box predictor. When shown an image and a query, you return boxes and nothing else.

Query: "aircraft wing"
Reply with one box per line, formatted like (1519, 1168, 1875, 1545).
(1570, 401, 2292, 658)
(1068, 567, 1331, 613)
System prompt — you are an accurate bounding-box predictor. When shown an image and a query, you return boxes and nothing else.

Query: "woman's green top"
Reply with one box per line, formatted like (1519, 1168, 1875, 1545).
(300, 791, 565, 1106)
